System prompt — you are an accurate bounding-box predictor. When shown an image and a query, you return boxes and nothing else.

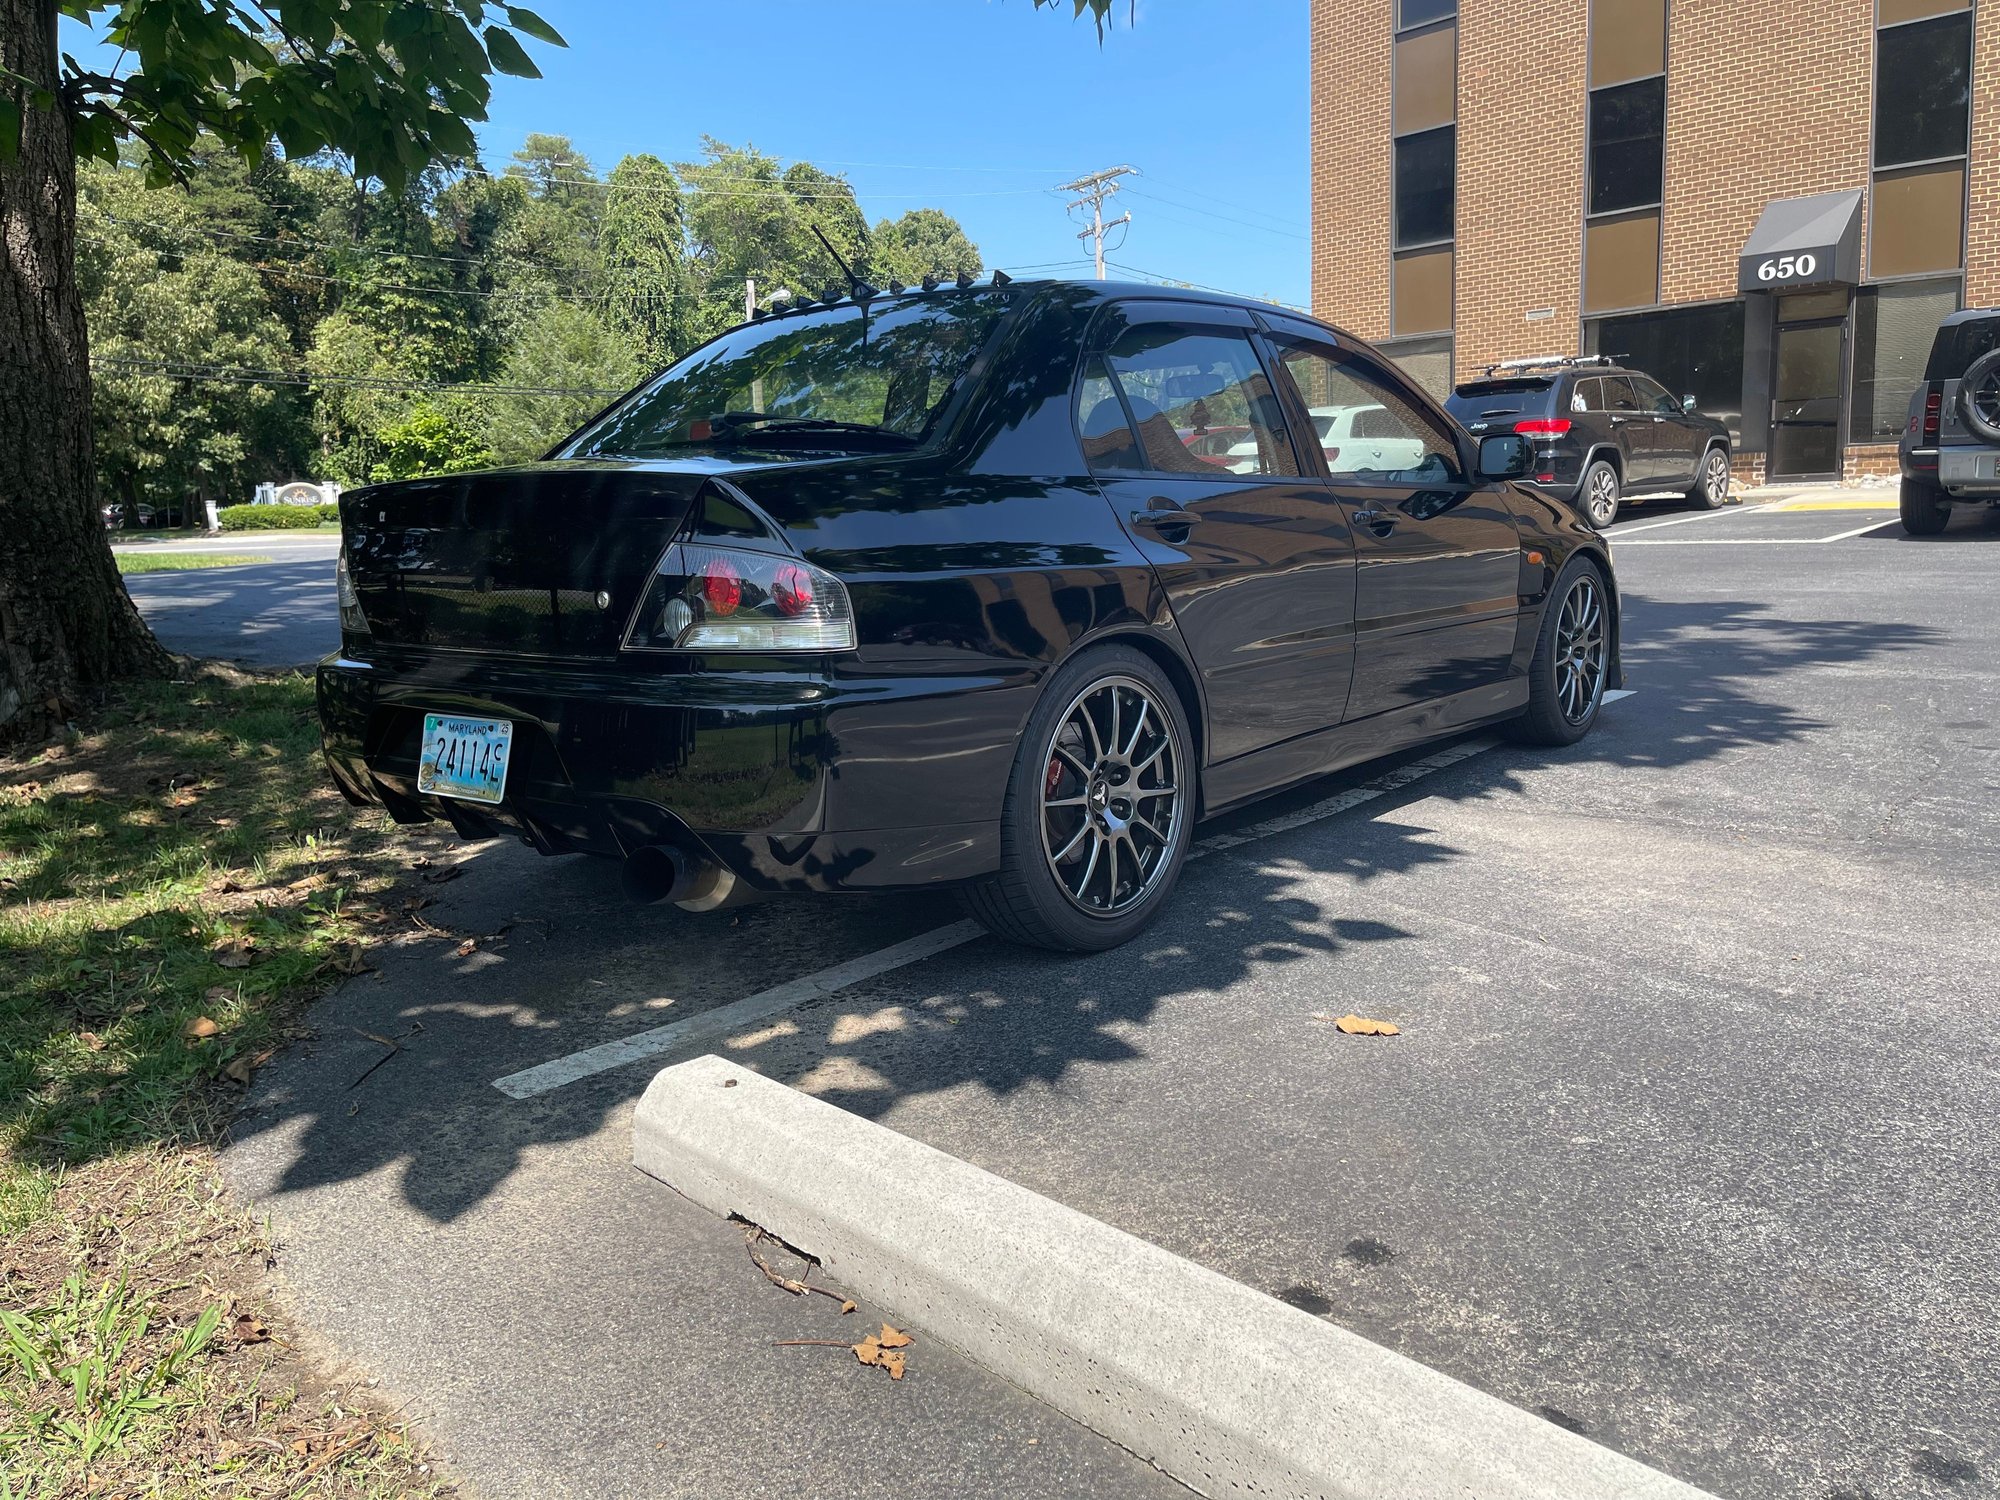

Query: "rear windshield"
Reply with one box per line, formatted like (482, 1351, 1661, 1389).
(1445, 378, 1555, 421)
(562, 293, 1013, 457)
(1925, 316, 2000, 381)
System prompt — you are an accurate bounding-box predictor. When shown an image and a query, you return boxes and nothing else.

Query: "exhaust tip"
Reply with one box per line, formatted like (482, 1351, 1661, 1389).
(622, 844, 691, 905)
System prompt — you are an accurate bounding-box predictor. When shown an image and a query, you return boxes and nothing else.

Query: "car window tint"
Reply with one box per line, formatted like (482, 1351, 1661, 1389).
(1101, 326, 1299, 477)
(1602, 376, 1641, 412)
(1076, 356, 1145, 472)
(1632, 375, 1680, 413)
(1273, 340, 1462, 485)
(1571, 379, 1596, 412)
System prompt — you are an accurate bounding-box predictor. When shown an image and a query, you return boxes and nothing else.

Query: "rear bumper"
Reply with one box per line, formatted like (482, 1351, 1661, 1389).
(317, 651, 1036, 892)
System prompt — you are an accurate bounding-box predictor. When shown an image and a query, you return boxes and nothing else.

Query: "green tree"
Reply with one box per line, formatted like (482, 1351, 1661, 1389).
(868, 208, 983, 287)
(369, 400, 493, 482)
(77, 160, 305, 518)
(0, 0, 565, 743)
(600, 153, 694, 368)
(487, 302, 642, 465)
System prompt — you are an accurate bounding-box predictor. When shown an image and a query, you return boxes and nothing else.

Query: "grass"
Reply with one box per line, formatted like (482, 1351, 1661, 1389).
(115, 554, 275, 574)
(1, 665, 456, 1496)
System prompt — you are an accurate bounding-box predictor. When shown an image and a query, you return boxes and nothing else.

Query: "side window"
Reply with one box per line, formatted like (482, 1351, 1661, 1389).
(1570, 379, 1594, 412)
(1100, 325, 1300, 477)
(1273, 339, 1462, 486)
(1633, 376, 1680, 414)
(1602, 376, 1642, 413)
(1076, 355, 1144, 472)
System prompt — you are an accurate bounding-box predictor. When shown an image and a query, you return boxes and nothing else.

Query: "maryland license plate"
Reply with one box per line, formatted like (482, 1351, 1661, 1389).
(418, 713, 512, 806)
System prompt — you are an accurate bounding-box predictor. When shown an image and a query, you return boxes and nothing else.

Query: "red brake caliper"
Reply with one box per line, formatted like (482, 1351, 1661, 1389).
(1044, 757, 1063, 799)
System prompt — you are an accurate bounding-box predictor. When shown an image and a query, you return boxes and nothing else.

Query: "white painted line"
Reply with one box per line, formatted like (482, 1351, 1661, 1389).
(636, 1055, 1716, 1500)
(492, 920, 984, 1099)
(1605, 500, 1785, 536)
(1603, 687, 1636, 703)
(1818, 517, 1901, 542)
(496, 699, 1638, 1100)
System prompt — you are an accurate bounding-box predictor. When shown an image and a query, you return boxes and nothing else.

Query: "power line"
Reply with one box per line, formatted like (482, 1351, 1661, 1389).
(90, 356, 628, 398)
(1123, 188, 1308, 242)
(1102, 259, 1305, 313)
(1057, 166, 1138, 281)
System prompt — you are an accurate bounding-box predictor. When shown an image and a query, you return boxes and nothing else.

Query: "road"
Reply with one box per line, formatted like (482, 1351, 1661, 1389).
(117, 532, 339, 667)
(220, 491, 2000, 1500)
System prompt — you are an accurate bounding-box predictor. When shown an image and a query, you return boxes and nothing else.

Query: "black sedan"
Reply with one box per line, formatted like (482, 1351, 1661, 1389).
(321, 280, 1619, 952)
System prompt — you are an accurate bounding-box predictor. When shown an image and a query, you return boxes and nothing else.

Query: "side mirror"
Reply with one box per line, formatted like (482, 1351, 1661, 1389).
(1681, 394, 1697, 414)
(1476, 434, 1533, 481)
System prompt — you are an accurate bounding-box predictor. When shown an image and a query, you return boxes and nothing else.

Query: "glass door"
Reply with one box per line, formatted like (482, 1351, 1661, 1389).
(1770, 317, 1848, 480)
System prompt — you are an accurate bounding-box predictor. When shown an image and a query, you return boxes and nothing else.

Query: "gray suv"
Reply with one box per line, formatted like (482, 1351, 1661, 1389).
(1900, 308, 2000, 535)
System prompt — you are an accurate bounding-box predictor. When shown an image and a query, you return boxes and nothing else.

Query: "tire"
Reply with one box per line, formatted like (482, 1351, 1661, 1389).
(961, 645, 1196, 952)
(1503, 557, 1610, 748)
(1688, 446, 1731, 509)
(1955, 350, 2000, 444)
(1578, 459, 1621, 528)
(1900, 476, 1950, 536)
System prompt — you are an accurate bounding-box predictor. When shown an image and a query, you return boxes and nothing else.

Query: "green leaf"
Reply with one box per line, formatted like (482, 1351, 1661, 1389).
(483, 25, 541, 78)
(503, 5, 565, 46)
(0, 97, 18, 162)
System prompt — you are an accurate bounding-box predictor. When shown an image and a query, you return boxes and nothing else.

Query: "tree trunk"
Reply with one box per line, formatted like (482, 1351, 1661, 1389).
(0, 0, 170, 746)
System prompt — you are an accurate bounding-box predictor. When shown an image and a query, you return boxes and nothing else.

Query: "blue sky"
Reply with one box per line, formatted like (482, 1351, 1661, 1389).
(67, 0, 1312, 307)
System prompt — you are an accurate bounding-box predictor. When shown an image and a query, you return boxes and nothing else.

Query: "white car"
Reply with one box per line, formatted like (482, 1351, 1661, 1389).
(1229, 403, 1432, 476)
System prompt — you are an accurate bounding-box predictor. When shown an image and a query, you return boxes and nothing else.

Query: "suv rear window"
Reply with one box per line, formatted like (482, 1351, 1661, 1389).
(1445, 378, 1555, 423)
(1925, 315, 2000, 381)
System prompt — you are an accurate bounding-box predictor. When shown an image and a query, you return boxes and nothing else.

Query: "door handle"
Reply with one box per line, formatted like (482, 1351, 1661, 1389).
(1351, 508, 1397, 534)
(1130, 505, 1197, 534)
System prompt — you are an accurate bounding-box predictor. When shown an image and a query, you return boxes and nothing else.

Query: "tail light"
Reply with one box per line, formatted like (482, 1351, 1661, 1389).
(623, 542, 855, 653)
(1923, 385, 1943, 443)
(1514, 418, 1573, 437)
(335, 548, 369, 639)
(1321, 445, 1341, 465)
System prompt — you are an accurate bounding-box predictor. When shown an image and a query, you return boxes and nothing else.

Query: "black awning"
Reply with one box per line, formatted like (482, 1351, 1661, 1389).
(1737, 189, 1864, 293)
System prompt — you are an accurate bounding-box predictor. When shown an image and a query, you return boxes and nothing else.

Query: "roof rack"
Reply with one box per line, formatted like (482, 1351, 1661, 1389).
(1479, 354, 1616, 376)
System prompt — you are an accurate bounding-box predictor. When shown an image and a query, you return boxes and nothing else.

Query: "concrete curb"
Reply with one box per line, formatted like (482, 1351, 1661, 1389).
(634, 1055, 1719, 1500)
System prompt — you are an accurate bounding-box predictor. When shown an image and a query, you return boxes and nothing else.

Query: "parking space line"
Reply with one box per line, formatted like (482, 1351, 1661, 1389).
(1605, 500, 1785, 537)
(1817, 517, 1901, 541)
(491, 705, 1653, 1101)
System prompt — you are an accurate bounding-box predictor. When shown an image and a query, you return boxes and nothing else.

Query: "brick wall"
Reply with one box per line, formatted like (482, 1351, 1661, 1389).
(1310, 0, 1393, 339)
(1659, 4, 1873, 305)
(1455, 0, 1588, 381)
(1966, 2, 2000, 306)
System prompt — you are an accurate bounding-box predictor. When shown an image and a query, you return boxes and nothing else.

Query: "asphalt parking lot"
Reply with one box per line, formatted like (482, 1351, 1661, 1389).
(215, 491, 2000, 1500)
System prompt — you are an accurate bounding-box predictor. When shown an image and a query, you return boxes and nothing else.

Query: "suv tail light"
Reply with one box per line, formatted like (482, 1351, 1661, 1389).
(1514, 418, 1573, 437)
(623, 542, 855, 653)
(335, 547, 369, 640)
(1923, 384, 1943, 443)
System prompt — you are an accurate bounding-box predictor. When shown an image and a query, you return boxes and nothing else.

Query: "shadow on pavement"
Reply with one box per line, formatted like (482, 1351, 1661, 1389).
(126, 559, 337, 667)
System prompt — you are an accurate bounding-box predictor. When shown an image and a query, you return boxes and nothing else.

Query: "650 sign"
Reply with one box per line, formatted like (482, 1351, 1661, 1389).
(1756, 253, 1819, 283)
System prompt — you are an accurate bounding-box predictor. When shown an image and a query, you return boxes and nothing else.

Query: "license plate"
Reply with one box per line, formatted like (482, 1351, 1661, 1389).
(418, 713, 512, 806)
(1941, 450, 1996, 482)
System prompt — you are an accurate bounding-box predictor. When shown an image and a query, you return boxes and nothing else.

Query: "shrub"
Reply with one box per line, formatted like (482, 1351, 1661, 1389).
(215, 502, 338, 530)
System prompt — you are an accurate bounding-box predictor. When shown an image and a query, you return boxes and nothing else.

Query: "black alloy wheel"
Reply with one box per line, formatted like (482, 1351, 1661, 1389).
(1689, 447, 1731, 509)
(1956, 350, 2000, 445)
(963, 645, 1195, 952)
(1505, 557, 1609, 747)
(1580, 459, 1621, 529)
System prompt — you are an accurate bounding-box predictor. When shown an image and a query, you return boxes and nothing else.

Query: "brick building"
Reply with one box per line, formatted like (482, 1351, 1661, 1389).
(1311, 0, 1992, 483)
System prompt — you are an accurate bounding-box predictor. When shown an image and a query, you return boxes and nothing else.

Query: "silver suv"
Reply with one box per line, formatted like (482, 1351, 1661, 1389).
(1900, 308, 2000, 535)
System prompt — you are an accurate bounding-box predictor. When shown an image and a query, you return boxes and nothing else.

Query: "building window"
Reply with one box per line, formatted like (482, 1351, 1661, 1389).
(1393, 22, 1456, 137)
(1586, 301, 1746, 445)
(1583, 211, 1661, 314)
(1590, 0, 1666, 87)
(1394, 127, 1455, 248)
(1393, 247, 1454, 336)
(1872, 7, 1969, 278)
(1874, 11, 1972, 167)
(1376, 334, 1454, 401)
(1397, 0, 1455, 28)
(1851, 277, 1961, 441)
(1588, 76, 1666, 216)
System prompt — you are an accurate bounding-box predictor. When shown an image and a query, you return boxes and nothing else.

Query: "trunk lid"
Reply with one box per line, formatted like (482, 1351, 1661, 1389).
(343, 460, 736, 658)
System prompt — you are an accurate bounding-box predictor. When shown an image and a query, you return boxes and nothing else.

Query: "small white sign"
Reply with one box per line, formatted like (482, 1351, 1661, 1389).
(1525, 307, 1555, 322)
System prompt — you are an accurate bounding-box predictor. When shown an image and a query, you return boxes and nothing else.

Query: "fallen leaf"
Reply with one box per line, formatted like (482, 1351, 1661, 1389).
(327, 944, 371, 976)
(204, 985, 235, 1005)
(214, 938, 256, 969)
(184, 1016, 221, 1040)
(401, 894, 434, 915)
(223, 1055, 255, 1085)
(77, 1031, 104, 1051)
(423, 865, 463, 885)
(232, 1314, 270, 1344)
(853, 1334, 907, 1380)
(291, 1437, 310, 1456)
(840, 1299, 857, 1315)
(1332, 1014, 1400, 1037)
(452, 938, 476, 958)
(876, 1323, 913, 1349)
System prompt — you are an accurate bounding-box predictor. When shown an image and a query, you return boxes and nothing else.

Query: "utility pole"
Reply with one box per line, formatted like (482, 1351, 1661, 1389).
(1058, 166, 1137, 280)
